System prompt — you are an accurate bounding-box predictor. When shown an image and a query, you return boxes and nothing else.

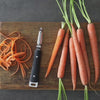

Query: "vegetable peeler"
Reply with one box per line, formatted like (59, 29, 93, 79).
(29, 27, 43, 87)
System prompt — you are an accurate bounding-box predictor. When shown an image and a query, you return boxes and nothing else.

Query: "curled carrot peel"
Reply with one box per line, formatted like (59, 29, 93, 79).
(0, 31, 32, 78)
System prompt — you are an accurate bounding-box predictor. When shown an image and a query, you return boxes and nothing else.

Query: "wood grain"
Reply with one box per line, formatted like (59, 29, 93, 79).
(0, 22, 100, 90)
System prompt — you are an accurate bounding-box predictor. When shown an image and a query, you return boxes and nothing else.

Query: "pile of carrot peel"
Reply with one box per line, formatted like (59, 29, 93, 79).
(0, 31, 32, 78)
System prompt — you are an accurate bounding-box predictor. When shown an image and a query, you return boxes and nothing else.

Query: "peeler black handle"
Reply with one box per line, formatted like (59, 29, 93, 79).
(29, 48, 41, 87)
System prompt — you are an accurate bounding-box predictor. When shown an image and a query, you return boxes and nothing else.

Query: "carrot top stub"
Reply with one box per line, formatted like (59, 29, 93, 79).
(57, 28, 65, 37)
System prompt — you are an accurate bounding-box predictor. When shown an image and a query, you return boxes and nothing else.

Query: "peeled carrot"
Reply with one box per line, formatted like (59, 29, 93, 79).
(77, 28, 90, 82)
(45, 28, 65, 78)
(71, 24, 88, 86)
(57, 29, 69, 100)
(69, 37, 77, 90)
(87, 23, 99, 84)
(57, 29, 69, 78)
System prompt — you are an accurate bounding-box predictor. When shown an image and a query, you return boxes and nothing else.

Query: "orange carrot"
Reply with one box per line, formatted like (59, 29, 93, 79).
(71, 24, 88, 86)
(45, 28, 65, 78)
(87, 23, 99, 84)
(69, 37, 77, 90)
(77, 28, 90, 82)
(57, 29, 69, 78)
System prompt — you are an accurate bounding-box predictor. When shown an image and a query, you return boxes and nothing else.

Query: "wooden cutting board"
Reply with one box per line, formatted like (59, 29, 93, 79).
(0, 22, 100, 90)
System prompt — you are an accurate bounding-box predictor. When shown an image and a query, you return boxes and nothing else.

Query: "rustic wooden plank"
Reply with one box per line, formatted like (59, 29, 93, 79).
(0, 22, 100, 90)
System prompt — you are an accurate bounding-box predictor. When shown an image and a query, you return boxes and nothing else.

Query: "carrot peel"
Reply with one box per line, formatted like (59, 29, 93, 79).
(0, 31, 32, 78)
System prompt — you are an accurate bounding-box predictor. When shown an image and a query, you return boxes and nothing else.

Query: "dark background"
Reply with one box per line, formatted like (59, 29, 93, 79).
(0, 0, 100, 100)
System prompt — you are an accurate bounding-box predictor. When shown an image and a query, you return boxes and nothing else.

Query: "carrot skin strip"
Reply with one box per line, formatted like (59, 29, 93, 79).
(8, 31, 21, 37)
(3, 52, 12, 60)
(6, 52, 25, 63)
(20, 63, 26, 78)
(16, 39, 32, 63)
(13, 52, 25, 57)
(0, 64, 9, 71)
(87, 23, 99, 84)
(69, 37, 77, 90)
(24, 63, 29, 69)
(77, 28, 90, 82)
(45, 28, 65, 78)
(57, 29, 69, 78)
(19, 44, 27, 60)
(0, 58, 10, 68)
(11, 63, 20, 76)
(71, 24, 88, 86)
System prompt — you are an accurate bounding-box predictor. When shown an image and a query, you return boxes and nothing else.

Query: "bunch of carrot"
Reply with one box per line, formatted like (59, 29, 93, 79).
(75, 0, 99, 84)
(45, 0, 99, 100)
(0, 31, 32, 78)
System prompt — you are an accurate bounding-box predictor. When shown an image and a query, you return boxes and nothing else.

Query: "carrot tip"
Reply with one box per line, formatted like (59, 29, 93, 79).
(73, 89, 75, 91)
(45, 74, 48, 78)
(73, 84, 76, 91)
(95, 80, 97, 85)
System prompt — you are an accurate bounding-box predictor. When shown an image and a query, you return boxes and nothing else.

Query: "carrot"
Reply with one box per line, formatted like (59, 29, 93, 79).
(77, 28, 90, 82)
(45, 22, 66, 78)
(71, 24, 88, 86)
(69, 37, 77, 90)
(57, 29, 69, 78)
(57, 29, 69, 100)
(87, 23, 99, 84)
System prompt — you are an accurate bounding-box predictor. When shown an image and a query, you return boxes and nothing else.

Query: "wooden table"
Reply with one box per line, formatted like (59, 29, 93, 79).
(0, 22, 100, 90)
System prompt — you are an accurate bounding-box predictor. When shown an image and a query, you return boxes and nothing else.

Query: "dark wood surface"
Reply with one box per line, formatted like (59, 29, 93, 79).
(0, 22, 100, 90)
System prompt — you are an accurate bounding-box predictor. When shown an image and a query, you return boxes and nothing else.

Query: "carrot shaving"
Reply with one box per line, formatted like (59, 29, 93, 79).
(0, 64, 8, 71)
(16, 39, 32, 63)
(8, 31, 21, 38)
(11, 63, 20, 76)
(20, 63, 26, 78)
(3, 52, 12, 60)
(24, 63, 29, 69)
(0, 31, 32, 78)
(0, 32, 8, 38)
